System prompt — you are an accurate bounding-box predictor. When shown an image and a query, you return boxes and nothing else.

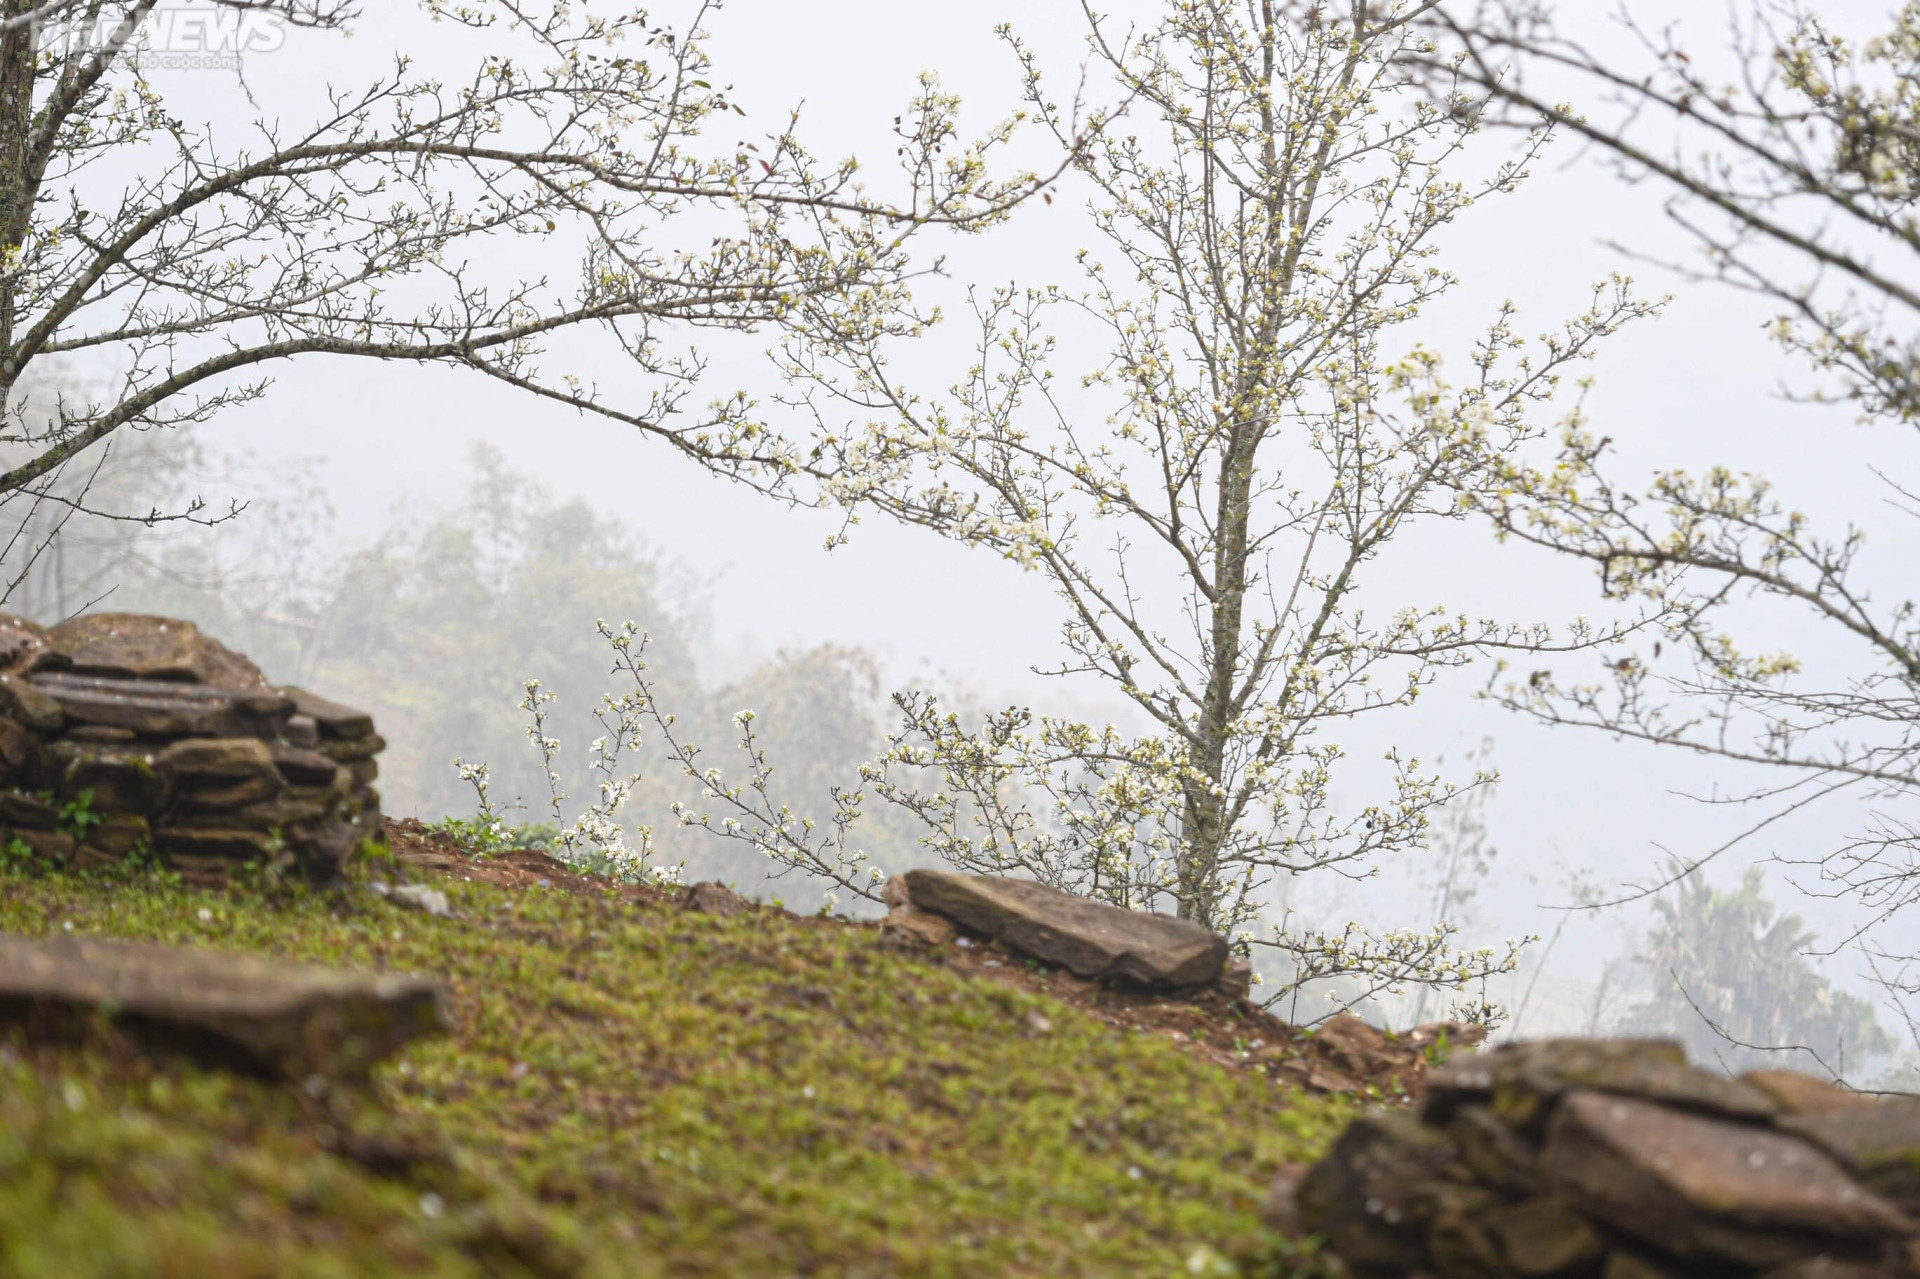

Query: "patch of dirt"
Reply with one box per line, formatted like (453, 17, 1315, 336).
(386, 818, 673, 905)
(381, 818, 1477, 1100)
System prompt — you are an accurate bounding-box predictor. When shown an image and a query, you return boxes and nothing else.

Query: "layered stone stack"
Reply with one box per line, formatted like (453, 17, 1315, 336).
(1277, 1037, 1920, 1278)
(0, 612, 382, 883)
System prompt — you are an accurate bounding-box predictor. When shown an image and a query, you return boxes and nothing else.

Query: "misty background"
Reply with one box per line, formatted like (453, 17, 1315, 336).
(9, 0, 1911, 1076)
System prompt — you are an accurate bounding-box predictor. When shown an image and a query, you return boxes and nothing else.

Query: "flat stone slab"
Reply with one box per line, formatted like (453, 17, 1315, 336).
(27, 672, 279, 738)
(1427, 1037, 1778, 1130)
(0, 931, 446, 1080)
(898, 869, 1228, 989)
(1542, 1090, 1913, 1266)
(44, 613, 269, 688)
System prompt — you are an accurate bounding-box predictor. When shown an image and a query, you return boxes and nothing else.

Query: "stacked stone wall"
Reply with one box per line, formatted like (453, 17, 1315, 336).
(0, 613, 382, 882)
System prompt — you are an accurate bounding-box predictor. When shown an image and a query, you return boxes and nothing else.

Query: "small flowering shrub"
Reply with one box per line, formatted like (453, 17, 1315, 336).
(453, 659, 680, 887)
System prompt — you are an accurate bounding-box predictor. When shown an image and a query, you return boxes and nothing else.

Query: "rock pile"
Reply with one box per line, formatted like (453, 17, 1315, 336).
(0, 612, 383, 883)
(1276, 1037, 1920, 1278)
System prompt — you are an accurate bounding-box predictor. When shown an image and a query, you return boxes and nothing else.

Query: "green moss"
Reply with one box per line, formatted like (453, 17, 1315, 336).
(0, 861, 1353, 1277)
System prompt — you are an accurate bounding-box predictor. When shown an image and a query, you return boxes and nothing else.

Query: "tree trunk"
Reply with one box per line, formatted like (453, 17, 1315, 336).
(0, 0, 37, 366)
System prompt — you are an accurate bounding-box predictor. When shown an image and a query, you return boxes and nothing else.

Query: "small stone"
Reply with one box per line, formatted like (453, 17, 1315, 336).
(279, 714, 320, 748)
(898, 869, 1228, 989)
(279, 687, 375, 739)
(1216, 957, 1253, 999)
(270, 743, 344, 786)
(370, 882, 453, 919)
(681, 881, 750, 917)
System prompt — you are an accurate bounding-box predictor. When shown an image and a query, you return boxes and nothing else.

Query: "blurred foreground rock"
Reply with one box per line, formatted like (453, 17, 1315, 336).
(0, 931, 445, 1079)
(0, 613, 383, 882)
(1275, 1036, 1920, 1278)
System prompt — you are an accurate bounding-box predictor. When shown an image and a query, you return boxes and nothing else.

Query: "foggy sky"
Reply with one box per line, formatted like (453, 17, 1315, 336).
(96, 0, 1915, 1018)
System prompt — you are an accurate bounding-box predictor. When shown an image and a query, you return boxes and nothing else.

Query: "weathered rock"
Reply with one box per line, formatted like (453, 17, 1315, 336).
(1541, 1090, 1912, 1266)
(0, 615, 55, 674)
(1479, 1196, 1606, 1276)
(1450, 1104, 1544, 1198)
(1216, 957, 1253, 1000)
(0, 671, 64, 731)
(44, 613, 268, 688)
(48, 741, 172, 813)
(224, 793, 337, 831)
(66, 724, 138, 743)
(1421, 1179, 1510, 1277)
(270, 742, 345, 786)
(157, 736, 281, 780)
(82, 814, 150, 859)
(1427, 1037, 1778, 1132)
(1296, 1111, 1468, 1272)
(898, 868, 1228, 989)
(0, 789, 58, 829)
(29, 672, 275, 738)
(880, 874, 960, 946)
(152, 825, 282, 863)
(682, 881, 751, 917)
(282, 686, 376, 739)
(1746, 1070, 1879, 1116)
(5, 829, 74, 863)
(317, 733, 386, 763)
(174, 773, 287, 813)
(369, 881, 453, 918)
(1778, 1101, 1920, 1214)
(280, 713, 321, 748)
(0, 716, 35, 778)
(0, 930, 445, 1079)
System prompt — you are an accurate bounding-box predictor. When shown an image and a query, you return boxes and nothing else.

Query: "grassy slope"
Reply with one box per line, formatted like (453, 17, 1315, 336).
(0, 852, 1352, 1278)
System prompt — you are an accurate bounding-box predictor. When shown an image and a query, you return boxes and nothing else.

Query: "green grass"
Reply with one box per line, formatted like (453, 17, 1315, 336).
(0, 854, 1353, 1277)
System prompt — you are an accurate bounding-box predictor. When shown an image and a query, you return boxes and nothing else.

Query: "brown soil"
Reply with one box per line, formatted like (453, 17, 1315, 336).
(384, 817, 1477, 1102)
